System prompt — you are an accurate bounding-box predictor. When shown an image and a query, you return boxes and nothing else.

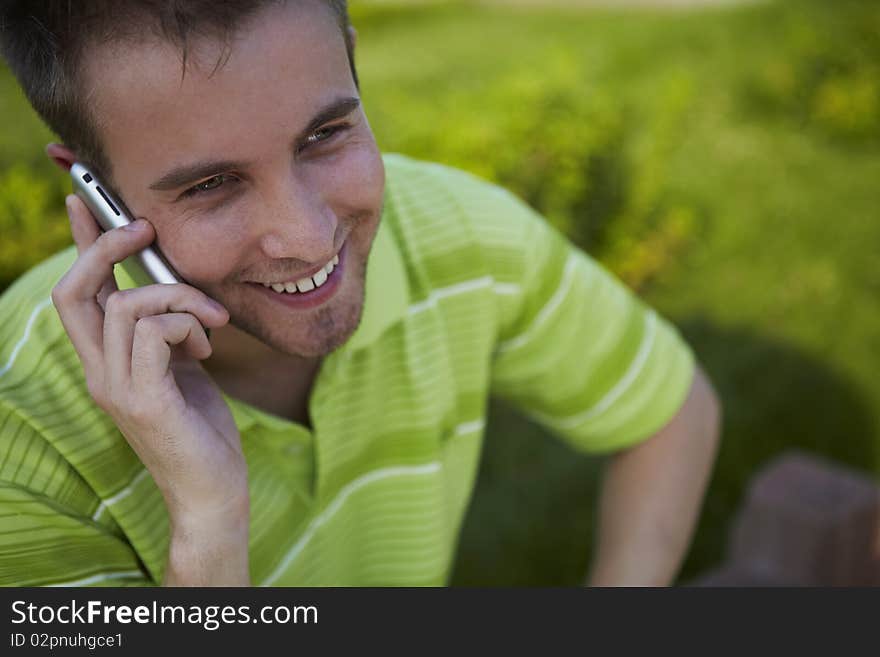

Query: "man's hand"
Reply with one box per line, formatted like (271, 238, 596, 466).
(52, 194, 250, 586)
(586, 366, 721, 587)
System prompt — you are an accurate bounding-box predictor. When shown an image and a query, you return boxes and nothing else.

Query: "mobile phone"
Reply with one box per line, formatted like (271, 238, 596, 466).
(70, 162, 182, 287)
(70, 163, 212, 339)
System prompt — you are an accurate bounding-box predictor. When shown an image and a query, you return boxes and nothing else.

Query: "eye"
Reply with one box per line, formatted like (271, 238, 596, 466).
(182, 174, 236, 198)
(301, 123, 348, 151)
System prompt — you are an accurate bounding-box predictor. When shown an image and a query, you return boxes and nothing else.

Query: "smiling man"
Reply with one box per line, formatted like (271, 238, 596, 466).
(0, 0, 720, 586)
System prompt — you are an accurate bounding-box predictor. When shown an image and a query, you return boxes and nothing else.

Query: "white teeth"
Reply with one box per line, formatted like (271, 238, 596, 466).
(262, 251, 339, 294)
(313, 268, 328, 288)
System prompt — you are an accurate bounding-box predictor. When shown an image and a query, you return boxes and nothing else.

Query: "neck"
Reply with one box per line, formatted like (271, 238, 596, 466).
(205, 322, 317, 371)
(203, 323, 322, 426)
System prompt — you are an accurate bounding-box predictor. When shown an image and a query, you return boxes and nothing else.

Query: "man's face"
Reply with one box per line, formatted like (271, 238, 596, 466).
(83, 1, 385, 358)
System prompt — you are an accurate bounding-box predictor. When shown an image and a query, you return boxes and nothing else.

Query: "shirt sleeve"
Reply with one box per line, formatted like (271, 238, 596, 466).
(484, 186, 695, 454)
(0, 252, 153, 587)
(0, 481, 152, 586)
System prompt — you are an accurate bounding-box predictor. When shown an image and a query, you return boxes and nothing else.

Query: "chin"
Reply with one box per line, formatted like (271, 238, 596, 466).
(232, 292, 365, 359)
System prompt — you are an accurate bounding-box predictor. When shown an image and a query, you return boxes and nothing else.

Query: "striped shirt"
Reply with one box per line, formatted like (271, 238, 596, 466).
(0, 153, 694, 586)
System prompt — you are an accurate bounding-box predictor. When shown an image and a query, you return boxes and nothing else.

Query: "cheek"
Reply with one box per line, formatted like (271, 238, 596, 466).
(322, 142, 386, 213)
(155, 221, 247, 286)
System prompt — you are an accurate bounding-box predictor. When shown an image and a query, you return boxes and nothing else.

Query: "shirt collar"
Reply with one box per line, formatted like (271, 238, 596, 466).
(340, 207, 410, 353)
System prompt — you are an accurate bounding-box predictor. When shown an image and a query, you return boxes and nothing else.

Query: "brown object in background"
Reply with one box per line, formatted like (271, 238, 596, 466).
(693, 450, 880, 586)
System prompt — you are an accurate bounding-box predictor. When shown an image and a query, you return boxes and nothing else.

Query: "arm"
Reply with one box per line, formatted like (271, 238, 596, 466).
(450, 165, 714, 585)
(163, 496, 250, 586)
(586, 366, 721, 586)
(53, 194, 251, 586)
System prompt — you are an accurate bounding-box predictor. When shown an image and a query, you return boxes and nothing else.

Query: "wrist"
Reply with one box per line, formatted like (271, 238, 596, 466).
(167, 486, 250, 531)
(164, 493, 251, 586)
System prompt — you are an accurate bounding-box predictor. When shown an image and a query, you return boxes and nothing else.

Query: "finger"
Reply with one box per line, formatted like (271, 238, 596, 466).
(130, 313, 212, 392)
(54, 196, 111, 361)
(52, 267, 106, 380)
(65, 194, 103, 256)
(65, 195, 120, 309)
(102, 284, 229, 393)
(52, 199, 155, 387)
(66, 203, 155, 305)
(65, 194, 122, 304)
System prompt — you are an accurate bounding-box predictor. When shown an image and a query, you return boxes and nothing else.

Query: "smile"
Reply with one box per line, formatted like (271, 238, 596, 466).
(247, 242, 347, 310)
(259, 253, 339, 294)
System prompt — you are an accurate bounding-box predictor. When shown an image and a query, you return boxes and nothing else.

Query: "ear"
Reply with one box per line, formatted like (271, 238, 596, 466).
(45, 143, 77, 172)
(347, 25, 357, 52)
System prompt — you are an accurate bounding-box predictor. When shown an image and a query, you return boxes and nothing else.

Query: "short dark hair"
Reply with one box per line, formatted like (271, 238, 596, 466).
(0, 0, 356, 181)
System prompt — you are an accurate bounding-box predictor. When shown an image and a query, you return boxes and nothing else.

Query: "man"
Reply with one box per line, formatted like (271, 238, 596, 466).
(0, 0, 720, 586)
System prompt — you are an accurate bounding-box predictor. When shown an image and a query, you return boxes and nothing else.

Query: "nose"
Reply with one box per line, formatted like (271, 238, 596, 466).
(256, 174, 338, 265)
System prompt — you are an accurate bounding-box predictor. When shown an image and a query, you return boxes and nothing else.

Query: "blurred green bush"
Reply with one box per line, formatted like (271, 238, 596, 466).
(0, 164, 69, 290)
(0, 71, 70, 291)
(744, 0, 880, 143)
(364, 39, 699, 291)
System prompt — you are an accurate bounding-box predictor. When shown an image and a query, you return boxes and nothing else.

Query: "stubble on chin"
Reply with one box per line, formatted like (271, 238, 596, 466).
(227, 258, 368, 359)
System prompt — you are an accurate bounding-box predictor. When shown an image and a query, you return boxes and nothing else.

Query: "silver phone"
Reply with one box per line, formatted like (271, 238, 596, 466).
(70, 162, 182, 287)
(70, 163, 214, 340)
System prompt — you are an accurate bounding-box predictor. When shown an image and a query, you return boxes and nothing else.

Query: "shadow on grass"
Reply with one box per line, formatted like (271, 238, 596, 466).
(450, 396, 603, 587)
(451, 317, 876, 585)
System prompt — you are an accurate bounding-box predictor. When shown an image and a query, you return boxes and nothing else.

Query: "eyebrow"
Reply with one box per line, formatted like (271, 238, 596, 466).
(148, 96, 362, 192)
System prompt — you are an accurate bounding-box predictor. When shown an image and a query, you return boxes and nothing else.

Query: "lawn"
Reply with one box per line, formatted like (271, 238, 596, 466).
(1, 0, 878, 584)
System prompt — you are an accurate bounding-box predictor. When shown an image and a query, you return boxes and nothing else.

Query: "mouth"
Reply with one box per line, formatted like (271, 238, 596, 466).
(246, 241, 347, 310)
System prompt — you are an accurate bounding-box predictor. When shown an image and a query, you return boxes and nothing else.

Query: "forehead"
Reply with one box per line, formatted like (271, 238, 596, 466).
(83, 1, 352, 183)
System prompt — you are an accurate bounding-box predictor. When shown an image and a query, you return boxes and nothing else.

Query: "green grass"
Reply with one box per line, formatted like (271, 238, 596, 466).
(1, 0, 878, 585)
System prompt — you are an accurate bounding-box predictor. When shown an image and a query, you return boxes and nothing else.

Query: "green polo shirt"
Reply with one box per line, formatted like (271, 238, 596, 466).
(0, 153, 694, 586)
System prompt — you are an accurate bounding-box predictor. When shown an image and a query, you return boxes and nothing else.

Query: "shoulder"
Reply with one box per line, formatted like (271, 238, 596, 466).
(382, 152, 539, 232)
(380, 153, 554, 285)
(0, 247, 117, 516)
(0, 246, 76, 379)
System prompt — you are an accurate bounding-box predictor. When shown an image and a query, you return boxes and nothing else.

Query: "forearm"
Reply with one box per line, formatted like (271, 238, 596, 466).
(587, 367, 721, 586)
(163, 496, 252, 586)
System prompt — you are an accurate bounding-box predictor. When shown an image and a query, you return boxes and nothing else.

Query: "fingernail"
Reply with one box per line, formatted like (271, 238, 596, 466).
(207, 298, 226, 313)
(123, 219, 145, 231)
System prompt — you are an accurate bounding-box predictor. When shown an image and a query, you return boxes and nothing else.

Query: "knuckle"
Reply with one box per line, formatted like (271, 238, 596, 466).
(103, 290, 122, 314)
(172, 284, 202, 307)
(103, 289, 132, 316)
(168, 282, 201, 303)
(91, 231, 114, 262)
(111, 392, 151, 425)
(133, 315, 152, 334)
(126, 400, 154, 425)
(51, 274, 74, 305)
(94, 229, 131, 266)
(95, 228, 119, 252)
(50, 283, 67, 306)
(134, 315, 162, 338)
(185, 312, 202, 330)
